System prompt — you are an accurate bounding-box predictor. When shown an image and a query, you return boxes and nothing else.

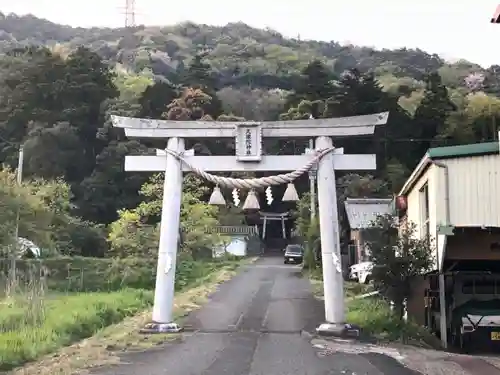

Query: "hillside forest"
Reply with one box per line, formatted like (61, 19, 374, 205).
(0, 13, 499, 257)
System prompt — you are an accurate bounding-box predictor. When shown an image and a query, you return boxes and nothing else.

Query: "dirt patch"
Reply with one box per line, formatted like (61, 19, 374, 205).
(8, 258, 257, 375)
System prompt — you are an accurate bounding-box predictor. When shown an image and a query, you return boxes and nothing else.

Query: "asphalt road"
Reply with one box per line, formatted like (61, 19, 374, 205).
(94, 256, 420, 375)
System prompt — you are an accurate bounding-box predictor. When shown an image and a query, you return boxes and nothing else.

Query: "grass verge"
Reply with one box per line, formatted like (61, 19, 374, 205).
(305, 268, 373, 299)
(6, 257, 256, 375)
(0, 289, 154, 371)
(305, 268, 440, 348)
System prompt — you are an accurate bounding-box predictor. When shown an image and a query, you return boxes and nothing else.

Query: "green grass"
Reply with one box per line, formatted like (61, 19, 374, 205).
(346, 297, 438, 347)
(305, 268, 373, 298)
(0, 256, 245, 294)
(0, 256, 250, 371)
(306, 268, 440, 348)
(0, 289, 153, 370)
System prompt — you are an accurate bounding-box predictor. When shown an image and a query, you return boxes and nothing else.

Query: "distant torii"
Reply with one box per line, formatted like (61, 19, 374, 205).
(259, 211, 290, 239)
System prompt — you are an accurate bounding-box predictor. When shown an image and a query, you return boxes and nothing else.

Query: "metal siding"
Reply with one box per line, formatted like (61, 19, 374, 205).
(344, 200, 392, 229)
(445, 155, 500, 227)
(405, 165, 440, 268)
(406, 165, 438, 237)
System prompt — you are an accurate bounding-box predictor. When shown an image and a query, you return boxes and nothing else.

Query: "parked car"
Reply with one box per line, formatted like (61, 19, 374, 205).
(349, 261, 373, 284)
(429, 276, 500, 352)
(283, 244, 304, 264)
(17, 237, 41, 258)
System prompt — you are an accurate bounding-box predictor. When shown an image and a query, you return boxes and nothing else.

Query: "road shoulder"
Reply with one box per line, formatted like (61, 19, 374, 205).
(9, 257, 257, 375)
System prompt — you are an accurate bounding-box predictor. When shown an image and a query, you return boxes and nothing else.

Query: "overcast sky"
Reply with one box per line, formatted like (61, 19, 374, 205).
(1, 0, 499, 68)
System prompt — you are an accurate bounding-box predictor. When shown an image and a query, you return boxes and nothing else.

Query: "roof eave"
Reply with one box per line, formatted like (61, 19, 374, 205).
(398, 153, 431, 196)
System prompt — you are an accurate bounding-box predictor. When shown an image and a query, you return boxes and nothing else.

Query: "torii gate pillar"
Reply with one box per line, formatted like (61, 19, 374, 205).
(152, 137, 184, 327)
(315, 136, 347, 335)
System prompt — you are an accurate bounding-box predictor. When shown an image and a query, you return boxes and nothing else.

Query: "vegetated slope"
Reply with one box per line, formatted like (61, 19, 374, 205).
(0, 12, 494, 92)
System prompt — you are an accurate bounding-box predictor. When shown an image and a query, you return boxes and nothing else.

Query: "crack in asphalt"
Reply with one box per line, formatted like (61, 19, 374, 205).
(181, 328, 310, 334)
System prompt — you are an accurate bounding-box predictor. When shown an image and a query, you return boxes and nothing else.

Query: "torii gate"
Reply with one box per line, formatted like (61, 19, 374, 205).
(260, 211, 290, 239)
(112, 112, 389, 336)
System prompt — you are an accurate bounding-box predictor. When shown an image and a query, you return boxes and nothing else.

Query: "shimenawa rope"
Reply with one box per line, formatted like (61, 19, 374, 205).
(162, 146, 342, 272)
(162, 147, 335, 190)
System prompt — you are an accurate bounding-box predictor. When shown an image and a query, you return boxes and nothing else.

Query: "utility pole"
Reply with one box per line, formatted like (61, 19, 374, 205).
(308, 115, 317, 220)
(309, 138, 316, 220)
(10, 145, 24, 289)
(491, 101, 497, 140)
(14, 145, 24, 237)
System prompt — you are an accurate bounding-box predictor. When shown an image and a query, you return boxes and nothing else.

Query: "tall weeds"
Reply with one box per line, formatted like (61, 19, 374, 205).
(0, 263, 47, 333)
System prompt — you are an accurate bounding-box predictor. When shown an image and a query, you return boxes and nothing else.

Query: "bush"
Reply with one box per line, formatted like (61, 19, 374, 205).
(22, 175, 108, 257)
(108, 174, 224, 259)
(0, 289, 153, 370)
(347, 297, 435, 345)
(0, 257, 157, 293)
(175, 254, 240, 290)
(364, 214, 433, 319)
(0, 256, 243, 294)
(51, 216, 108, 257)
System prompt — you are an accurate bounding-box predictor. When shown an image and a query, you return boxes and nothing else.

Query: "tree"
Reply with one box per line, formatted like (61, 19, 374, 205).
(336, 173, 389, 254)
(364, 214, 434, 319)
(322, 69, 416, 172)
(138, 80, 178, 119)
(284, 60, 336, 117)
(113, 67, 154, 102)
(183, 55, 216, 89)
(60, 47, 119, 180)
(164, 87, 213, 121)
(0, 170, 53, 254)
(292, 192, 320, 269)
(217, 87, 286, 121)
(0, 46, 119, 204)
(26, 176, 107, 256)
(324, 69, 386, 117)
(182, 55, 223, 118)
(442, 92, 500, 144)
(108, 173, 224, 259)
(0, 170, 106, 257)
(74, 139, 150, 224)
(280, 99, 325, 120)
(413, 72, 456, 155)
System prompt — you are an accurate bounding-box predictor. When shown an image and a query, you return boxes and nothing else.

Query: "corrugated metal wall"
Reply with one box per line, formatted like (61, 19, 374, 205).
(444, 154, 500, 227)
(404, 154, 500, 269)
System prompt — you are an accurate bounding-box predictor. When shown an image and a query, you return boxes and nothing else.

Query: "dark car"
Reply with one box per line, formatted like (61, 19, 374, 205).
(284, 244, 304, 264)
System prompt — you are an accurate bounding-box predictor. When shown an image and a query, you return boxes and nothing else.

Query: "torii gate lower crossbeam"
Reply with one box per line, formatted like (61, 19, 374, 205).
(112, 112, 389, 336)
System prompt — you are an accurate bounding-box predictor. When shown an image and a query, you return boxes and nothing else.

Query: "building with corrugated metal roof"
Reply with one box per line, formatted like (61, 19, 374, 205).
(344, 197, 392, 265)
(396, 141, 500, 349)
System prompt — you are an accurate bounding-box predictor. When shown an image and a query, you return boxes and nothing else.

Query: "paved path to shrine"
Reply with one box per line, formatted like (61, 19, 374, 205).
(94, 256, 500, 375)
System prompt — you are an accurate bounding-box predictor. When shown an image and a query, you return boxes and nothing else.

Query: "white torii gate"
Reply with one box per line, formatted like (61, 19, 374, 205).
(260, 212, 290, 239)
(112, 112, 389, 336)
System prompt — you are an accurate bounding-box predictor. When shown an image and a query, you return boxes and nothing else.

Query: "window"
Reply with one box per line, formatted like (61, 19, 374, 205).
(462, 280, 496, 295)
(419, 183, 430, 238)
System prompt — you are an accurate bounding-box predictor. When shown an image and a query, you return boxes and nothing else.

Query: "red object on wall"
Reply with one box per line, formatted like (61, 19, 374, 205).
(396, 195, 407, 211)
(491, 5, 500, 23)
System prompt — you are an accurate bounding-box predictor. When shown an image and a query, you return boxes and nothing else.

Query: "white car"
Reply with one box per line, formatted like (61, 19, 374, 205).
(349, 262, 373, 284)
(17, 237, 41, 258)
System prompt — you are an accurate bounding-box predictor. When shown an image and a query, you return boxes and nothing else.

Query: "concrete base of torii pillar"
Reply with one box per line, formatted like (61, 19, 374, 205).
(314, 136, 361, 339)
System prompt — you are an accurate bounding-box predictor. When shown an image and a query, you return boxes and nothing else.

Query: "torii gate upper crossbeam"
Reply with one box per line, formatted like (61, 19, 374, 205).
(111, 112, 389, 138)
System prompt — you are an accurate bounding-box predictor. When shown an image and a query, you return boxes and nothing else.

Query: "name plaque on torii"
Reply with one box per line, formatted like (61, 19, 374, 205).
(112, 111, 389, 336)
